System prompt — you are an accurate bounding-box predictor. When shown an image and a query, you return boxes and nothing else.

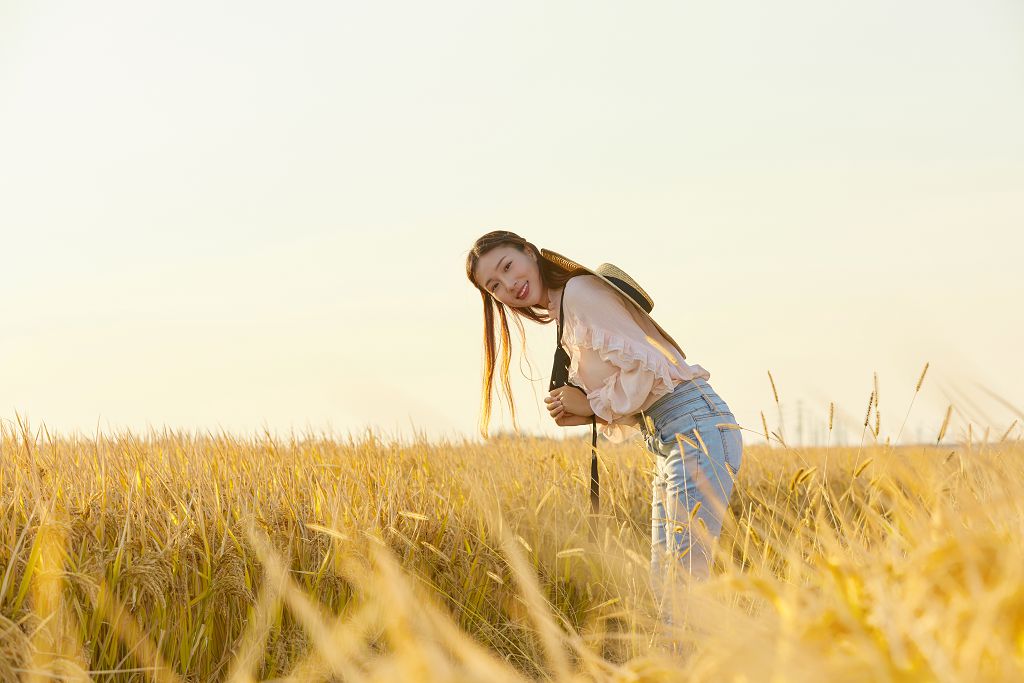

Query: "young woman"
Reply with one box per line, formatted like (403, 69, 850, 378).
(465, 230, 743, 614)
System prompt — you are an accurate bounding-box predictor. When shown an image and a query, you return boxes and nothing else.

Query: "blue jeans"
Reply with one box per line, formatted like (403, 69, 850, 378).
(639, 378, 743, 618)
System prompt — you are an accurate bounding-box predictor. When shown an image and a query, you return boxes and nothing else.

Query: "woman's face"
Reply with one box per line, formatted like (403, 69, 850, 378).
(473, 245, 548, 309)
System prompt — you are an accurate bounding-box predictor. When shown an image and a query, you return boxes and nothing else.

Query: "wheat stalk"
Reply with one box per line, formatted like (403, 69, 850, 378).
(937, 405, 953, 444)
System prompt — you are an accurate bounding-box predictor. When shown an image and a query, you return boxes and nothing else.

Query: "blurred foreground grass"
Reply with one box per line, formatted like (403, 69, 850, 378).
(1, 412, 1023, 682)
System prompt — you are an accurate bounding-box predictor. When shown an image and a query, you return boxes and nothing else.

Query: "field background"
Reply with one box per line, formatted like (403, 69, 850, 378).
(2, 405, 1022, 682)
(3, 1, 1021, 680)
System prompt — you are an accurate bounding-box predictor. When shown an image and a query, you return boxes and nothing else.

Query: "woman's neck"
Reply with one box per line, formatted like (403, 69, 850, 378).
(543, 284, 563, 313)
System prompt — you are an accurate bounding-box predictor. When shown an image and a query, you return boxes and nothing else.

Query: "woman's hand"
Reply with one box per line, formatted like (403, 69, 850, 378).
(545, 386, 595, 419)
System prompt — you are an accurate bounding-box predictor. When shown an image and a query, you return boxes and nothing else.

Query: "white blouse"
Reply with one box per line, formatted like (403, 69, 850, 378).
(548, 274, 711, 443)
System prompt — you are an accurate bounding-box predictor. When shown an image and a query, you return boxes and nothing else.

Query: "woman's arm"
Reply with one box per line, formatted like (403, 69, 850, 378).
(554, 413, 609, 427)
(547, 388, 608, 426)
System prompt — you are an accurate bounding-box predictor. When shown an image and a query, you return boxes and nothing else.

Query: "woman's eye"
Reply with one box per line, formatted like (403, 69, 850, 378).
(489, 260, 511, 293)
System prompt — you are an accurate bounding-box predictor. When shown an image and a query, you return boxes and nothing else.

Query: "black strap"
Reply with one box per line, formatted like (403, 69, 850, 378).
(552, 289, 600, 532)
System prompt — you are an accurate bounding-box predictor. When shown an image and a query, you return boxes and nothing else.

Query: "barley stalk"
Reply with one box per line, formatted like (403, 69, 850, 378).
(937, 405, 953, 443)
(1000, 419, 1018, 442)
(675, 432, 699, 450)
(915, 362, 929, 392)
(692, 427, 709, 456)
(789, 468, 805, 492)
(768, 371, 780, 404)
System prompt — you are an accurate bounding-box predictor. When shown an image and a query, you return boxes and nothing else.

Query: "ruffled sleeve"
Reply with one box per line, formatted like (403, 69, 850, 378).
(577, 344, 656, 423)
(561, 275, 689, 443)
(577, 344, 651, 443)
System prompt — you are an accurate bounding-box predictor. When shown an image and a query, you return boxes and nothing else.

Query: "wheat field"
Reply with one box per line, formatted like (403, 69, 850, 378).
(1, 393, 1022, 682)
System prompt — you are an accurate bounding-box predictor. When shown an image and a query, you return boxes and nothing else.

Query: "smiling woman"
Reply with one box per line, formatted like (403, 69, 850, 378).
(478, 246, 541, 304)
(464, 231, 577, 436)
(464, 229, 745, 620)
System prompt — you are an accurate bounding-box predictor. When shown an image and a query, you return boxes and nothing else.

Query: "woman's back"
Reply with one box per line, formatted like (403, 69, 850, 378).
(550, 274, 710, 442)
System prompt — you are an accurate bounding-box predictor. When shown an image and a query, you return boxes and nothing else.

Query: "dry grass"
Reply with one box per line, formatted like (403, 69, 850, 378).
(1, 407, 1023, 682)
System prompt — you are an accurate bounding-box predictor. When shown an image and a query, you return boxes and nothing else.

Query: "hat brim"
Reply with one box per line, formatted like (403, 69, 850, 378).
(540, 248, 687, 361)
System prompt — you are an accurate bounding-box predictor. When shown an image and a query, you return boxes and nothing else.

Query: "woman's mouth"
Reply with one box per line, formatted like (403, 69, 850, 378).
(517, 281, 529, 300)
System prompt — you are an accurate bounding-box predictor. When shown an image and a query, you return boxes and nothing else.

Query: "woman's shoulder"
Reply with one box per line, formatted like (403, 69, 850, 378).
(565, 273, 605, 297)
(564, 274, 631, 318)
(565, 273, 625, 302)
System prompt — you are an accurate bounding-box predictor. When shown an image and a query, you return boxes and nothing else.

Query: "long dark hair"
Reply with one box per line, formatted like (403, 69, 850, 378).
(465, 230, 580, 439)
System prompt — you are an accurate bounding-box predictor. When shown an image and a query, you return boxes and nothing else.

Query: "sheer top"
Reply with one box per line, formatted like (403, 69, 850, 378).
(547, 274, 711, 443)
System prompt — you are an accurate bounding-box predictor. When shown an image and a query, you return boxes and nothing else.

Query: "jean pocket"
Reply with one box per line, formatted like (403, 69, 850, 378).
(715, 418, 743, 474)
(654, 412, 697, 447)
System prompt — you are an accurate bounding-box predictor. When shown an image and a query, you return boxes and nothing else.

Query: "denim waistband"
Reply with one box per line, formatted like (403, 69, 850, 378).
(636, 378, 731, 436)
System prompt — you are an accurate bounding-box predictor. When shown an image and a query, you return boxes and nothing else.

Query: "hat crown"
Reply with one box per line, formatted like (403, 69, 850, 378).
(594, 263, 654, 313)
(539, 248, 654, 312)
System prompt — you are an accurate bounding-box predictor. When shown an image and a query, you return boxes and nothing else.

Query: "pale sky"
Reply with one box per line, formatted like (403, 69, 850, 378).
(2, 0, 1022, 446)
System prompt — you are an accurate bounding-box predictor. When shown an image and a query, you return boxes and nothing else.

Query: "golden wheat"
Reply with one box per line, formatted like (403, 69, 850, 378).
(0, 402, 1021, 682)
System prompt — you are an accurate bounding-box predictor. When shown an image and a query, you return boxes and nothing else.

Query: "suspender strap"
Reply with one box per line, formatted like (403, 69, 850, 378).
(556, 292, 600, 526)
(590, 420, 598, 517)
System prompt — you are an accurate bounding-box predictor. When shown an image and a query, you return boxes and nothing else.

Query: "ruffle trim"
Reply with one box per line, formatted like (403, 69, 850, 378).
(598, 421, 642, 444)
(564, 320, 683, 403)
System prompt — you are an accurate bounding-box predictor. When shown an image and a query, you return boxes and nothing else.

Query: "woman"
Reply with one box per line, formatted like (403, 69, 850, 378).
(465, 230, 743, 616)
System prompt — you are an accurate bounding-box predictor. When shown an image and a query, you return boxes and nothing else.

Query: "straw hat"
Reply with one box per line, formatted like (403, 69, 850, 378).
(540, 248, 687, 360)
